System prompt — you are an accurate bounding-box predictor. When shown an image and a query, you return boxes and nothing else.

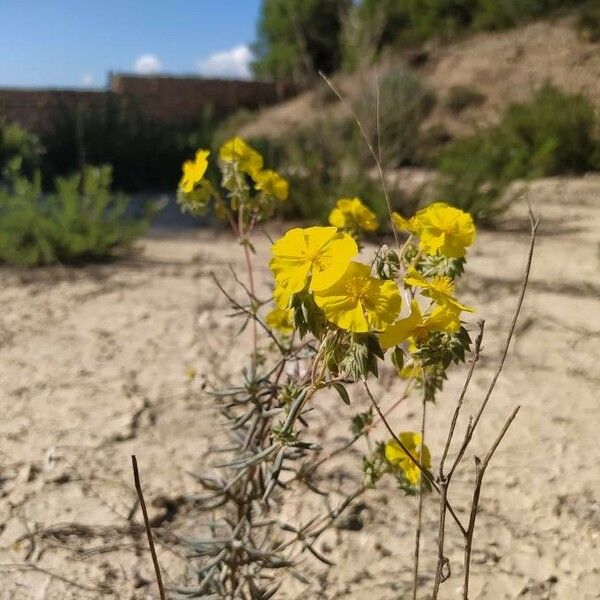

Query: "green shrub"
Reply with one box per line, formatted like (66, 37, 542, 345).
(0, 165, 151, 267)
(436, 84, 600, 218)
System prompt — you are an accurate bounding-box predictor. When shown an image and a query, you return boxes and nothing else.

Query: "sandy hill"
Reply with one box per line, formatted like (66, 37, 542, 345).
(239, 16, 600, 142)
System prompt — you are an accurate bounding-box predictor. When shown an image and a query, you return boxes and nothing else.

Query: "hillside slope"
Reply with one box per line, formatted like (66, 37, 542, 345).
(239, 16, 600, 142)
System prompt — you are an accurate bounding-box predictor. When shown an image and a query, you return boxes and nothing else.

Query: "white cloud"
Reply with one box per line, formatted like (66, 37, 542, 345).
(197, 45, 253, 79)
(81, 73, 94, 86)
(134, 54, 162, 75)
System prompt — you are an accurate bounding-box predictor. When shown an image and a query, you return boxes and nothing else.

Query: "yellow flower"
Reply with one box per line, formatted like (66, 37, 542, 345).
(391, 211, 420, 235)
(270, 227, 358, 301)
(219, 136, 263, 176)
(413, 202, 475, 258)
(384, 431, 431, 486)
(266, 307, 294, 334)
(404, 269, 474, 313)
(379, 300, 461, 349)
(313, 262, 401, 333)
(254, 169, 289, 201)
(329, 197, 378, 232)
(179, 149, 209, 193)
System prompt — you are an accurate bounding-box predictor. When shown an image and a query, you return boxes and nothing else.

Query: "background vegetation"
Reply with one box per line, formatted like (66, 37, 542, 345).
(40, 98, 219, 193)
(0, 120, 41, 180)
(252, 0, 591, 77)
(0, 128, 152, 267)
(436, 84, 600, 218)
(244, 64, 437, 223)
(245, 0, 600, 222)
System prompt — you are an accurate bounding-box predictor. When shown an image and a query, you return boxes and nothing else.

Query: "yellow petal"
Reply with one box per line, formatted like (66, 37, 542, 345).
(270, 227, 357, 301)
(254, 169, 289, 201)
(392, 211, 419, 234)
(179, 149, 209, 193)
(379, 300, 423, 349)
(266, 307, 294, 334)
(219, 136, 263, 176)
(328, 207, 346, 229)
(309, 233, 358, 291)
(319, 296, 369, 332)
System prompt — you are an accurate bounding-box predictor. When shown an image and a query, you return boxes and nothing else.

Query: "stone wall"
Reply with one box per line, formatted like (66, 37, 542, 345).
(109, 75, 297, 122)
(0, 75, 298, 133)
(0, 88, 107, 133)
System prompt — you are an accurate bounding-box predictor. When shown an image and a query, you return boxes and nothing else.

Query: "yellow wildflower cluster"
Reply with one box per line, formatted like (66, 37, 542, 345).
(265, 201, 476, 497)
(176, 142, 478, 497)
(269, 226, 401, 334)
(177, 136, 288, 217)
(174, 128, 505, 589)
(268, 200, 475, 342)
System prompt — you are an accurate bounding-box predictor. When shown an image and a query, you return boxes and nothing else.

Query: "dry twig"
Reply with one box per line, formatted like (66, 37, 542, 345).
(432, 208, 539, 599)
(131, 455, 166, 600)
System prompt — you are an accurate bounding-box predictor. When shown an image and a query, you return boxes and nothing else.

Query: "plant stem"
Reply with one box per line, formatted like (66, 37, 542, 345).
(237, 202, 258, 373)
(412, 390, 427, 600)
(242, 240, 258, 371)
(462, 407, 519, 599)
(431, 481, 449, 599)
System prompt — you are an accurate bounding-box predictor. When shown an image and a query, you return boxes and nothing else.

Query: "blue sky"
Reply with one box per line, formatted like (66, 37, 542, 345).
(0, 0, 262, 88)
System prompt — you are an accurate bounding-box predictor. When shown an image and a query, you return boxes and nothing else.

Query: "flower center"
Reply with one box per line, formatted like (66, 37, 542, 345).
(429, 276, 455, 296)
(309, 251, 332, 273)
(344, 276, 371, 302)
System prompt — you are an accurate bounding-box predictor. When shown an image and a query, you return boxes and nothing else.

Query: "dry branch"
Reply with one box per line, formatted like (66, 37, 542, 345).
(131, 455, 166, 600)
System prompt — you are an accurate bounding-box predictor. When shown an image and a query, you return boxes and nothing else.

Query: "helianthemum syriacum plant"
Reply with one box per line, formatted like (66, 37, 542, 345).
(173, 135, 534, 600)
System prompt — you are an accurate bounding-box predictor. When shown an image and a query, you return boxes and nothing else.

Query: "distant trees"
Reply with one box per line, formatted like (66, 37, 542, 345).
(251, 0, 351, 84)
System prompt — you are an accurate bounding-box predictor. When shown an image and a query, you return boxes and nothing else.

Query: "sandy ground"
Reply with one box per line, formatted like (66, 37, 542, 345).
(0, 176, 599, 599)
